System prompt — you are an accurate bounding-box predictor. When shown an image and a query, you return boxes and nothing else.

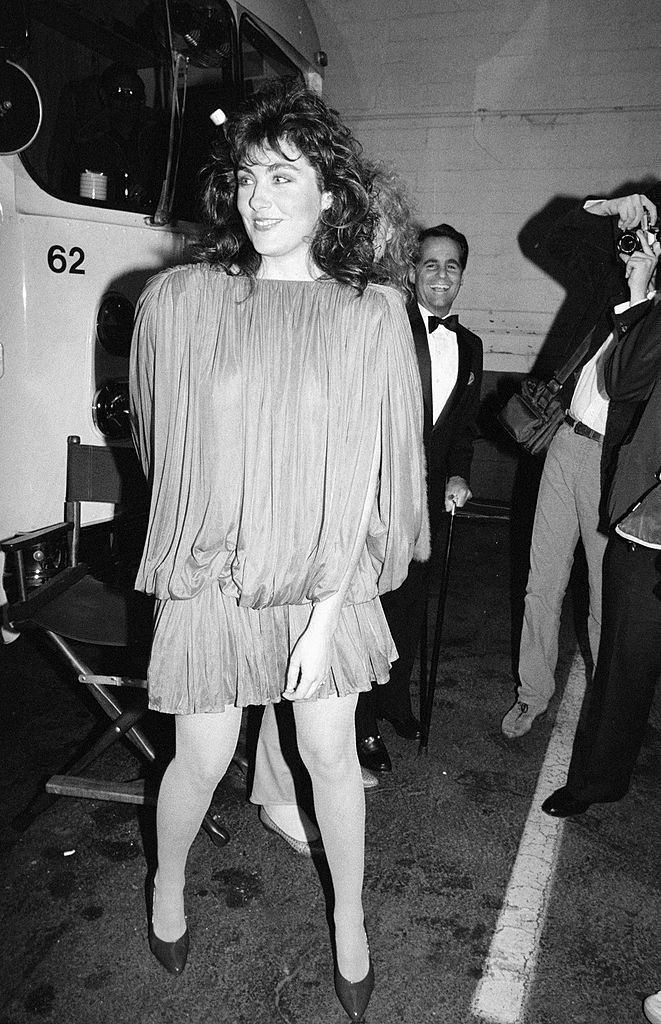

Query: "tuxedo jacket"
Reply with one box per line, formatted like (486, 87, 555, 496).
(603, 296, 661, 526)
(407, 300, 483, 535)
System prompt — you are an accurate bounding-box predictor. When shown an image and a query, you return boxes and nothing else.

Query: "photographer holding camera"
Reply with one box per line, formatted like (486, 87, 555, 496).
(502, 188, 660, 740)
(542, 193, 661, 820)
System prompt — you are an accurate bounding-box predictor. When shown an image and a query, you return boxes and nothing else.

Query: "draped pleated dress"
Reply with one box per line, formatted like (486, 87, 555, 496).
(129, 264, 429, 714)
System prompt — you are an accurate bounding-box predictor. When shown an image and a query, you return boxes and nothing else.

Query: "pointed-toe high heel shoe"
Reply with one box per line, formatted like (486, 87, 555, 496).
(334, 959, 375, 1022)
(146, 876, 189, 975)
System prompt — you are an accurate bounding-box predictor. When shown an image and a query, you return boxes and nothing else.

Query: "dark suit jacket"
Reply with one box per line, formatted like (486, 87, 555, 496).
(603, 296, 661, 525)
(407, 300, 483, 536)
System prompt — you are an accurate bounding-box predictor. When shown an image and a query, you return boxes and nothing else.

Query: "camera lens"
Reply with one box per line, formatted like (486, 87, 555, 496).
(616, 231, 639, 255)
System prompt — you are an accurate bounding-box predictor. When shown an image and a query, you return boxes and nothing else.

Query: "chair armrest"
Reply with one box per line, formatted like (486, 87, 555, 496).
(455, 498, 511, 522)
(1, 522, 72, 552)
(3, 563, 88, 629)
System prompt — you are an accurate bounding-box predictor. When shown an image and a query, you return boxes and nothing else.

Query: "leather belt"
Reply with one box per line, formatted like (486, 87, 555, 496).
(565, 413, 603, 442)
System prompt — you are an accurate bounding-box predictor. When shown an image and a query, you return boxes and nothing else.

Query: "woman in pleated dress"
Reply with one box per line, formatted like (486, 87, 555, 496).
(251, 159, 421, 829)
(129, 81, 428, 1021)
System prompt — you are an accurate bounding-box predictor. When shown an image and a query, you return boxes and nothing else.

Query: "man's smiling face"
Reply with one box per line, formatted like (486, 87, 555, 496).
(413, 236, 464, 317)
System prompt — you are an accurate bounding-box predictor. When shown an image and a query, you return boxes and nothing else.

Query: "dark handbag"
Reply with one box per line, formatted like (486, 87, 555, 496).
(498, 325, 597, 455)
(497, 378, 566, 455)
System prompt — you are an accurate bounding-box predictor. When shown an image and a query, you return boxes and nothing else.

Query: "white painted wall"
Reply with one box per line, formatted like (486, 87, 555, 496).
(309, 0, 661, 374)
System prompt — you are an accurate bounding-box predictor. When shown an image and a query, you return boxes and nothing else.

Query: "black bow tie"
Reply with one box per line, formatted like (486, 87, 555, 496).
(428, 314, 458, 334)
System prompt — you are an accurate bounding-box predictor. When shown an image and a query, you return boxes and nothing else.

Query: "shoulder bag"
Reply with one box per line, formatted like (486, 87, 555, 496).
(497, 327, 596, 456)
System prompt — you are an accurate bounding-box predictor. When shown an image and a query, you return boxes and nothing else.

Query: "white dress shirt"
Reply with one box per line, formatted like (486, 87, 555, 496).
(419, 303, 459, 422)
(570, 293, 655, 434)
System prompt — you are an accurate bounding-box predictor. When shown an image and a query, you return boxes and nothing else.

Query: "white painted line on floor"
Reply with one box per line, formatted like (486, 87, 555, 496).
(470, 652, 588, 1024)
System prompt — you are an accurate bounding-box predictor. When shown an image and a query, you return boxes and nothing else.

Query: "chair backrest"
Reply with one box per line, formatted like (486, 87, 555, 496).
(65, 436, 149, 567)
(66, 435, 148, 505)
(1, 437, 150, 620)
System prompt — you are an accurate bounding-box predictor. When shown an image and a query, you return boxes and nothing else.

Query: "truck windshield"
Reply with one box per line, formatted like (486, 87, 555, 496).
(20, 0, 302, 223)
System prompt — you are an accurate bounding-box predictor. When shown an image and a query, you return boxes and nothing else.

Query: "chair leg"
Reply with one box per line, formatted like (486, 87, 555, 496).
(30, 631, 232, 847)
(53, 708, 147, 779)
(12, 792, 61, 833)
(85, 685, 156, 762)
(45, 630, 156, 761)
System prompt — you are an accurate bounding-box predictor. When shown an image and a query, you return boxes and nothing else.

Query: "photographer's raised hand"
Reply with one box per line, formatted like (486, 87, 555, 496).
(623, 230, 660, 304)
(587, 193, 657, 230)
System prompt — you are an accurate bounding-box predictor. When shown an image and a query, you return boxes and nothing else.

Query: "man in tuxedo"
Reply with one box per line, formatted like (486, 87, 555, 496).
(542, 208, 661, 817)
(357, 223, 483, 772)
(501, 191, 659, 741)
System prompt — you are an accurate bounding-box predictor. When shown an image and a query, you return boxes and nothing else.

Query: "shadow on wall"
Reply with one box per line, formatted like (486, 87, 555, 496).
(480, 178, 661, 475)
(520, 177, 661, 377)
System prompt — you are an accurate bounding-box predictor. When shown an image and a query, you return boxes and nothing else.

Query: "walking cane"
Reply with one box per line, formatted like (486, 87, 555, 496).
(418, 501, 457, 754)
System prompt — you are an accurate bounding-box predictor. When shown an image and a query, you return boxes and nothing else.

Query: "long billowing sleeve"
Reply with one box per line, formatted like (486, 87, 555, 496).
(366, 288, 429, 595)
(129, 268, 427, 607)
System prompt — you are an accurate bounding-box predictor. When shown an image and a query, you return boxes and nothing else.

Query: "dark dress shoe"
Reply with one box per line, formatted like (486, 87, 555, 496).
(334, 959, 374, 1021)
(146, 876, 189, 975)
(381, 712, 421, 740)
(541, 787, 591, 818)
(357, 734, 392, 772)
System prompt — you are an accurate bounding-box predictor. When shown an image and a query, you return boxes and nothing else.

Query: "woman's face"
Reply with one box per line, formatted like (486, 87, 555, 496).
(236, 139, 332, 279)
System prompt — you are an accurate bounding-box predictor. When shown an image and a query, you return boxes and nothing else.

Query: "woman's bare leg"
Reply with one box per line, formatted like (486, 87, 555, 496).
(152, 707, 243, 941)
(294, 693, 369, 982)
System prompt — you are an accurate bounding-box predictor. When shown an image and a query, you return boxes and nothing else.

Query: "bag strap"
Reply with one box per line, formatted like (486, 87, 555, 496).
(546, 271, 620, 392)
(547, 323, 597, 390)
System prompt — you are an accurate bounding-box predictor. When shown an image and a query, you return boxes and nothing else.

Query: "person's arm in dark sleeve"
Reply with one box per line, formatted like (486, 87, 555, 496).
(605, 226, 661, 401)
(543, 198, 616, 264)
(445, 332, 483, 505)
(606, 299, 661, 402)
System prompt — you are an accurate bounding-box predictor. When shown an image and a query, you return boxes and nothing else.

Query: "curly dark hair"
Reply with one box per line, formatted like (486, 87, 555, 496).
(192, 80, 374, 292)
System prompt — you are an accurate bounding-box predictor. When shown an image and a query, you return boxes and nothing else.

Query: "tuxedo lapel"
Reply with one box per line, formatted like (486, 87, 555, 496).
(407, 302, 433, 435)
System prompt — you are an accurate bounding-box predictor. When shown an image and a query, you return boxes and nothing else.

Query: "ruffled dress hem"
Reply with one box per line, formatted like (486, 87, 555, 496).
(146, 584, 396, 714)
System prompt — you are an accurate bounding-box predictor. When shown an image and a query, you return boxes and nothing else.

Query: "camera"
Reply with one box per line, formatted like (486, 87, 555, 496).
(616, 220, 661, 256)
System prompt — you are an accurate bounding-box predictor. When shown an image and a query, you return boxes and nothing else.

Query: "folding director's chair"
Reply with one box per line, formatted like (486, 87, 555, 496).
(1, 435, 229, 847)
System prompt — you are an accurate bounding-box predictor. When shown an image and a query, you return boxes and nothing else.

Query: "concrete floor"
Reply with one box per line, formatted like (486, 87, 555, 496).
(1, 515, 660, 1024)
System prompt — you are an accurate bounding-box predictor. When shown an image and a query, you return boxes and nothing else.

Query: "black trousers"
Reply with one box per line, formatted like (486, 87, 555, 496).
(355, 558, 431, 739)
(566, 533, 661, 801)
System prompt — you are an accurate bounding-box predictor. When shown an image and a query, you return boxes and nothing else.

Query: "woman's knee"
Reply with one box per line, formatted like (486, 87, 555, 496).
(297, 732, 356, 782)
(173, 711, 239, 790)
(173, 746, 229, 791)
(294, 696, 358, 779)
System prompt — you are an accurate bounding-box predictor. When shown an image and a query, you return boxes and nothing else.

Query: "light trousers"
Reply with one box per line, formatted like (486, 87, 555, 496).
(517, 423, 608, 709)
(251, 701, 306, 807)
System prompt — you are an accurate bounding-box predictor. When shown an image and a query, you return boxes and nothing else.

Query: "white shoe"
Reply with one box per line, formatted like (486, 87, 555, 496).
(258, 807, 323, 858)
(644, 991, 661, 1023)
(501, 700, 546, 739)
(361, 766, 379, 790)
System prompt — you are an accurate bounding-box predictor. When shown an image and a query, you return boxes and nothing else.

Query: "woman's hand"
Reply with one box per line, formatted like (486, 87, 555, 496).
(283, 617, 334, 701)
